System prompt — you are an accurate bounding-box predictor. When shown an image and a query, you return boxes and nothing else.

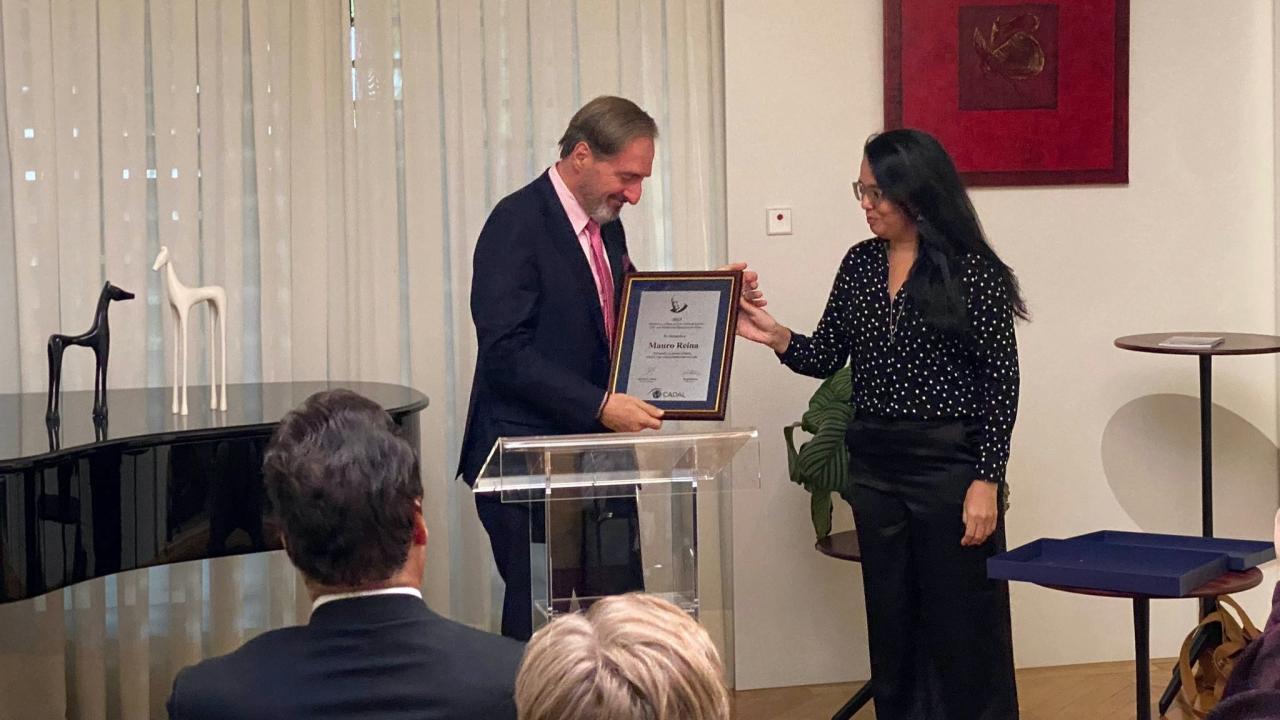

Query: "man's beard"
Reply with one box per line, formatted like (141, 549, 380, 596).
(581, 179, 622, 224)
(588, 199, 620, 225)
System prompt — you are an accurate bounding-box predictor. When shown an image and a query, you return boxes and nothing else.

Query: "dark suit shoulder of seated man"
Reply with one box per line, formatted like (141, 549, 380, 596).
(166, 389, 523, 720)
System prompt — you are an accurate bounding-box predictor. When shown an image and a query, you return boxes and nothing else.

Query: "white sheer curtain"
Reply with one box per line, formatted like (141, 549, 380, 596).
(0, 1, 725, 718)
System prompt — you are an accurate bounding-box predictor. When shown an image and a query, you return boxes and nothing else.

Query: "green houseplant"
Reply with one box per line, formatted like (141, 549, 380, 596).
(783, 365, 853, 539)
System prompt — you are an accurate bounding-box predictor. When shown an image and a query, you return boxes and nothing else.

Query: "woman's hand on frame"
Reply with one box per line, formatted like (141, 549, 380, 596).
(735, 298, 791, 353)
(718, 261, 768, 308)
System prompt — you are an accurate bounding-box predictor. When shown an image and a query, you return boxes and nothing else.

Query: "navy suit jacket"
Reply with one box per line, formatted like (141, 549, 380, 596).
(458, 171, 634, 483)
(166, 594, 523, 720)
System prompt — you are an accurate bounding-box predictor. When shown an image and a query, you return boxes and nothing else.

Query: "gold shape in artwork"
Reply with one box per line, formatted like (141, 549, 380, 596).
(973, 14, 1045, 82)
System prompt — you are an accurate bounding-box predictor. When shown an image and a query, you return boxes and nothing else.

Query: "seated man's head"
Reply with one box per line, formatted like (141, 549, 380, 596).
(515, 593, 730, 720)
(263, 389, 425, 597)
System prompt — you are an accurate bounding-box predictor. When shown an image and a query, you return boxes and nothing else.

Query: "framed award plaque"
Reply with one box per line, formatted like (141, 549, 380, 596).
(607, 270, 742, 421)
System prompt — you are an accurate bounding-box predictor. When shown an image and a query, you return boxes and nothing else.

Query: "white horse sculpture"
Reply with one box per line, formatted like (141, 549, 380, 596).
(152, 246, 227, 415)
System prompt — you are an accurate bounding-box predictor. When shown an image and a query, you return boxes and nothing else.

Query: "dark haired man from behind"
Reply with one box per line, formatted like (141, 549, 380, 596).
(167, 389, 523, 720)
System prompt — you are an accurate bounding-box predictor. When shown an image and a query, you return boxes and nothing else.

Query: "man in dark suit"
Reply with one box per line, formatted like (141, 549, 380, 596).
(460, 96, 765, 641)
(168, 389, 523, 720)
(458, 96, 668, 641)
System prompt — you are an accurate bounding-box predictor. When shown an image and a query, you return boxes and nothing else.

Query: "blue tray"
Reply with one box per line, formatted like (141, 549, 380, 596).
(987, 538, 1230, 596)
(1071, 531, 1275, 571)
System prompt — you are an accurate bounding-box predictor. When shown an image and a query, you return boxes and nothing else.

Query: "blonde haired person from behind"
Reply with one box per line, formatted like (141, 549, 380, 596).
(515, 593, 730, 720)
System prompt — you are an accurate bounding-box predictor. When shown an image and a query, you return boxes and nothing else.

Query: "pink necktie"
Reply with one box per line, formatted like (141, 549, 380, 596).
(586, 219, 616, 350)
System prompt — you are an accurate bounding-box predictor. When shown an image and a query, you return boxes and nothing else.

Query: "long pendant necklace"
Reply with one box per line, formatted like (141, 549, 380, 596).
(888, 294, 902, 344)
(886, 242, 912, 345)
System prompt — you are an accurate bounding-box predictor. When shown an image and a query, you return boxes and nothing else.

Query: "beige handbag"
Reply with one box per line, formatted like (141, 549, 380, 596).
(1177, 595, 1262, 718)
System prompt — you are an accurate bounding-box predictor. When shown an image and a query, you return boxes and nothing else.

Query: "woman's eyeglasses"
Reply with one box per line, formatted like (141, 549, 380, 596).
(852, 180, 885, 205)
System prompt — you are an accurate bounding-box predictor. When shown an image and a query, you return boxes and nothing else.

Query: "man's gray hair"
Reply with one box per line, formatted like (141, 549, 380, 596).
(557, 96, 658, 159)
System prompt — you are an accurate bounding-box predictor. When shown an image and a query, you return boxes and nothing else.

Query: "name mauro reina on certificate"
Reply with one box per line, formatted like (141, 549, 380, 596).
(628, 290, 721, 403)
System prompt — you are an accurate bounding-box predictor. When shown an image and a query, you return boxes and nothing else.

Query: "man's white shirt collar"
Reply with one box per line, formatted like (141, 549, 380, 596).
(312, 586, 423, 612)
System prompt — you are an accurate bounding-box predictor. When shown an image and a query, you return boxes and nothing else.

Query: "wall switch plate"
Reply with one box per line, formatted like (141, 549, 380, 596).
(766, 207, 792, 235)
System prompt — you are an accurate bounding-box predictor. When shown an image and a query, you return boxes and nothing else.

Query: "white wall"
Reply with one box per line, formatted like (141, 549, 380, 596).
(725, 0, 1279, 690)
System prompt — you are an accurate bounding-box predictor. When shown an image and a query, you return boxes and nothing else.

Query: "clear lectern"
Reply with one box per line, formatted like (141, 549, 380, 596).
(474, 428, 759, 635)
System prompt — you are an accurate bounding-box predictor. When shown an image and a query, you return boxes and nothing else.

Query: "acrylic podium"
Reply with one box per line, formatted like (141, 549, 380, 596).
(473, 428, 759, 635)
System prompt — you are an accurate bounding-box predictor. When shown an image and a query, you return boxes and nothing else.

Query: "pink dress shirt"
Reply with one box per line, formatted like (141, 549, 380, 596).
(548, 164, 614, 297)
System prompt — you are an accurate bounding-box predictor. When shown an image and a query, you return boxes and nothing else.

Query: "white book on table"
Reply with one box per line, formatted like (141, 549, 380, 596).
(1157, 335, 1224, 349)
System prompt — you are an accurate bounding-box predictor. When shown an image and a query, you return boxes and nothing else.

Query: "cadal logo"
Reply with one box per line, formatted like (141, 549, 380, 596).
(649, 387, 687, 400)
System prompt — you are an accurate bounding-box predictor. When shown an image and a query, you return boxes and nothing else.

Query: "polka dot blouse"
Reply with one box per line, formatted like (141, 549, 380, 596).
(779, 238, 1020, 485)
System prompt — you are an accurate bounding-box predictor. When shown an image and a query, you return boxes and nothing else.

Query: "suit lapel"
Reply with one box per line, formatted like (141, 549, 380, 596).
(534, 172, 610, 351)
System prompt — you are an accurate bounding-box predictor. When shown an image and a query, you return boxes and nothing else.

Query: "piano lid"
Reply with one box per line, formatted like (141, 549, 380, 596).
(0, 382, 428, 603)
(1, 381, 429, 469)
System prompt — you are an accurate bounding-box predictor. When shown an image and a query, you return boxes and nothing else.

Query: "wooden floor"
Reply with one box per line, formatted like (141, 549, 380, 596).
(732, 658, 1196, 720)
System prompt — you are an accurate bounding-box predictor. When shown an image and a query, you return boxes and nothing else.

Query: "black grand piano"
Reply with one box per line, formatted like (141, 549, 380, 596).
(0, 382, 428, 603)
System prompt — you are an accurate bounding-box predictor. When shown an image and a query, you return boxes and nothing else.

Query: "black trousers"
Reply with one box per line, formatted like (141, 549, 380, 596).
(846, 416, 1019, 720)
(474, 490, 643, 641)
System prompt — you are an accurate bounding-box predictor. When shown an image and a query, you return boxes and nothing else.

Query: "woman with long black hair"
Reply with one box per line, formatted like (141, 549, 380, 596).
(738, 128, 1027, 719)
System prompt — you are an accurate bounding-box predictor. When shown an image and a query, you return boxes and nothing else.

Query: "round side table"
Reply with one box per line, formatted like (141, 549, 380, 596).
(1115, 332, 1280, 538)
(1116, 332, 1279, 715)
(1043, 568, 1263, 720)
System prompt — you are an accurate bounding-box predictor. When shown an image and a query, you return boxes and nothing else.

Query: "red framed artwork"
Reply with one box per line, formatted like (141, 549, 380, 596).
(884, 0, 1129, 186)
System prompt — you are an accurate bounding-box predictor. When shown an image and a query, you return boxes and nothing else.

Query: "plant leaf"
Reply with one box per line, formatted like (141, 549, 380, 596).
(801, 403, 853, 437)
(781, 364, 854, 540)
(782, 422, 803, 487)
(796, 417, 850, 493)
(807, 365, 853, 414)
(811, 491, 833, 539)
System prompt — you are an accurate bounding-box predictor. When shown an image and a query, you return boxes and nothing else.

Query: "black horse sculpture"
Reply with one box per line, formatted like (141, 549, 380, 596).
(46, 282, 135, 423)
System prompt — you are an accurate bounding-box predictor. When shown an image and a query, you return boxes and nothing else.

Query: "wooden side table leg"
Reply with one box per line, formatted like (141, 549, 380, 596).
(1135, 597, 1151, 720)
